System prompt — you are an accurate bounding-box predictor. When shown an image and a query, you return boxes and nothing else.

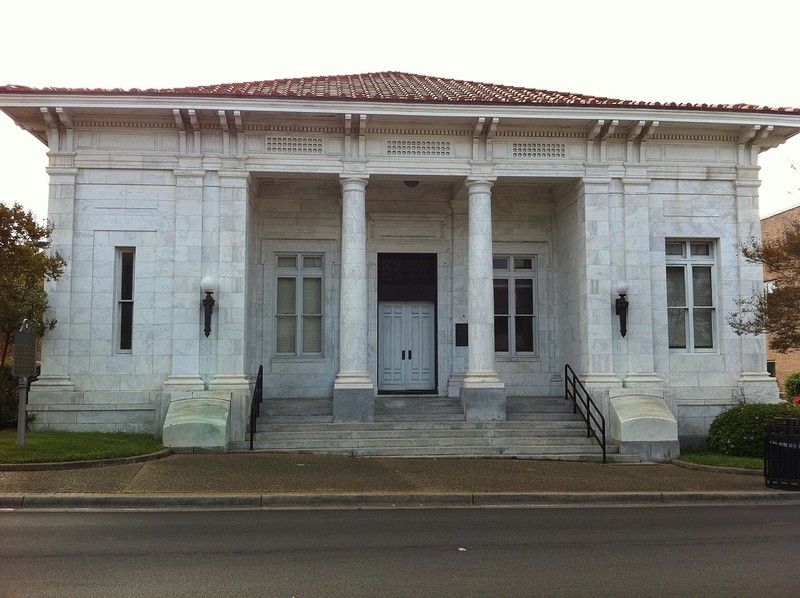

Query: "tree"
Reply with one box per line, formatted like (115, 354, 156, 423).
(727, 218, 800, 352)
(0, 202, 66, 364)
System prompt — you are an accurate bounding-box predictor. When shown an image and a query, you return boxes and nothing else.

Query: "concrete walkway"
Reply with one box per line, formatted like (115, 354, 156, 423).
(1, 452, 797, 509)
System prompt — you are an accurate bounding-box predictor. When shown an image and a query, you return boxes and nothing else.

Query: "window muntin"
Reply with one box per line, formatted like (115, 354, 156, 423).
(665, 240, 716, 351)
(116, 248, 135, 352)
(275, 253, 324, 356)
(493, 256, 536, 355)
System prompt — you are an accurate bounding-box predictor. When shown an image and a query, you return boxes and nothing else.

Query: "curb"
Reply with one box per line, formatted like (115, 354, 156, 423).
(0, 449, 173, 472)
(3, 491, 800, 510)
(671, 459, 761, 476)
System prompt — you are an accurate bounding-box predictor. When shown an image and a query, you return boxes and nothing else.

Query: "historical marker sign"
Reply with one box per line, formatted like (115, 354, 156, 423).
(12, 320, 37, 378)
(12, 320, 37, 446)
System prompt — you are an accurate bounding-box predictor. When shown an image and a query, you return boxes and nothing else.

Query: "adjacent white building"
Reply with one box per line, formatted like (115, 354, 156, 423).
(2, 73, 798, 454)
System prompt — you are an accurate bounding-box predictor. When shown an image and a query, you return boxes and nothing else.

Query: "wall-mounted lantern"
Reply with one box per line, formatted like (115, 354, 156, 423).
(201, 276, 218, 338)
(615, 282, 629, 338)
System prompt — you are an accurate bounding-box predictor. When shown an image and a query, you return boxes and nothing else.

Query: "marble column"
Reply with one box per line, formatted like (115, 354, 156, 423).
(333, 175, 374, 421)
(460, 178, 505, 420)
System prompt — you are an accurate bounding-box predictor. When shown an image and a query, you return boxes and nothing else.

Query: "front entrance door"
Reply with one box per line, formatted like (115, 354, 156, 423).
(377, 253, 437, 393)
(378, 302, 435, 392)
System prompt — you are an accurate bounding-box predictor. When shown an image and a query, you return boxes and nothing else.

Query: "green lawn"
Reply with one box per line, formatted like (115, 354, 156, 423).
(0, 430, 164, 464)
(679, 448, 763, 470)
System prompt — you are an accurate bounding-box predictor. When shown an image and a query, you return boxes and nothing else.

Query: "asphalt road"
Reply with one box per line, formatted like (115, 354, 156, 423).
(1, 505, 799, 597)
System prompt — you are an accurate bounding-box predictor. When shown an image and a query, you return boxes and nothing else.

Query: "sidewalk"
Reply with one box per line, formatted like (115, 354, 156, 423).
(1, 452, 797, 509)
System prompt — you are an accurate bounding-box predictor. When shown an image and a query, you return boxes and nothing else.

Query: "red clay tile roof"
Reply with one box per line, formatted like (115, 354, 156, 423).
(1, 72, 798, 114)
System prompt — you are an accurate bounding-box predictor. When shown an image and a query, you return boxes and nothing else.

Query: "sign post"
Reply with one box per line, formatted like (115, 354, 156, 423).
(11, 320, 38, 447)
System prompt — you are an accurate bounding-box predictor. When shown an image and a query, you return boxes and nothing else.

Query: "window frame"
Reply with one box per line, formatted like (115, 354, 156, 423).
(115, 247, 135, 353)
(665, 239, 717, 353)
(493, 255, 537, 357)
(274, 253, 325, 357)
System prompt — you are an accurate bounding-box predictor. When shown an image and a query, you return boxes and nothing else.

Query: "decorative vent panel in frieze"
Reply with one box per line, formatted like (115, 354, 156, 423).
(266, 137, 324, 154)
(386, 140, 451, 157)
(511, 142, 566, 158)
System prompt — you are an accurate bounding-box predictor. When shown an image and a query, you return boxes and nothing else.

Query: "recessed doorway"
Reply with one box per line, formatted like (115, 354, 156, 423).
(377, 253, 437, 393)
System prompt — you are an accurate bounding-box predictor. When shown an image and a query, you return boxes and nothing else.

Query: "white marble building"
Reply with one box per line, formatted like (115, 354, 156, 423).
(1, 73, 798, 449)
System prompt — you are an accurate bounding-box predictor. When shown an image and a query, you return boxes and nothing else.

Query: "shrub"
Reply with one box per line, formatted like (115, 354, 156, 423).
(708, 403, 800, 457)
(0, 366, 20, 429)
(784, 372, 800, 400)
(0, 366, 36, 429)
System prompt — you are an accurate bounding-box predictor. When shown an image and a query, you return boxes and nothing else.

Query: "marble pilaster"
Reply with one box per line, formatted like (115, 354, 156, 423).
(579, 177, 622, 388)
(620, 176, 662, 387)
(208, 165, 250, 391)
(734, 173, 778, 401)
(31, 163, 77, 390)
(163, 162, 205, 391)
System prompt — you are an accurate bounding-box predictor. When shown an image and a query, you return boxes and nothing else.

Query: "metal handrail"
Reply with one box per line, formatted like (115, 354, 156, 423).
(249, 365, 264, 451)
(564, 364, 606, 463)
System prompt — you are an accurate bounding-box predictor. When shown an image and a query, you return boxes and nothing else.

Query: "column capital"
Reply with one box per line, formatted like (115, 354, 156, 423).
(339, 174, 369, 191)
(45, 166, 78, 178)
(621, 177, 652, 192)
(464, 177, 496, 193)
(175, 155, 204, 171)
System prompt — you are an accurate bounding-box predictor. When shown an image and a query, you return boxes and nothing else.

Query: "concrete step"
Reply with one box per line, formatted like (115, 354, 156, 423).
(507, 397, 571, 409)
(375, 396, 462, 409)
(261, 398, 333, 417)
(257, 420, 588, 433)
(506, 411, 585, 425)
(242, 444, 627, 460)
(375, 413, 466, 422)
(248, 395, 629, 462)
(256, 428, 588, 440)
(508, 404, 575, 414)
(259, 415, 335, 424)
(250, 434, 597, 449)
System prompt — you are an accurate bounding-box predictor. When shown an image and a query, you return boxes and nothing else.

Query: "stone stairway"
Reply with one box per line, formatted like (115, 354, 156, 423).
(236, 395, 638, 462)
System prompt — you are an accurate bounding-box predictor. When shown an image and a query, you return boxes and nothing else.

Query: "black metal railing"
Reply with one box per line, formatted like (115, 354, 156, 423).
(249, 365, 264, 451)
(764, 418, 800, 490)
(564, 364, 606, 463)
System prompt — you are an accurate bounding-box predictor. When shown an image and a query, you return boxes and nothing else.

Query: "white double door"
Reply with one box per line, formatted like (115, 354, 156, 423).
(378, 302, 435, 392)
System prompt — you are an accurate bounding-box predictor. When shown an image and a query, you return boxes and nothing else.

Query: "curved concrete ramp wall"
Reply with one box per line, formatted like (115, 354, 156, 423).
(610, 395, 679, 462)
(162, 398, 230, 449)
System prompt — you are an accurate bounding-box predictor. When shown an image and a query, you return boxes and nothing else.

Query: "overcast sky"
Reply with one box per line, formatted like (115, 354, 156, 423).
(1, 0, 798, 219)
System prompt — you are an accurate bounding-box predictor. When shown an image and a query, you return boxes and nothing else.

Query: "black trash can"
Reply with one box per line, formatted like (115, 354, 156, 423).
(764, 418, 800, 490)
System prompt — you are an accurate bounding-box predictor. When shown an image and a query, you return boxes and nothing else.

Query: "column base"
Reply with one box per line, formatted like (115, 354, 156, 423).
(30, 375, 75, 390)
(447, 373, 466, 398)
(460, 371, 506, 421)
(209, 374, 251, 391)
(623, 372, 664, 387)
(738, 372, 779, 403)
(333, 372, 374, 422)
(333, 387, 374, 422)
(580, 372, 624, 387)
(163, 375, 205, 392)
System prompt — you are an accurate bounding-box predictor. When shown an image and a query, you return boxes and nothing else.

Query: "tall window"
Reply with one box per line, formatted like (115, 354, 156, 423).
(116, 248, 135, 352)
(666, 240, 716, 351)
(276, 254, 323, 356)
(493, 256, 536, 355)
